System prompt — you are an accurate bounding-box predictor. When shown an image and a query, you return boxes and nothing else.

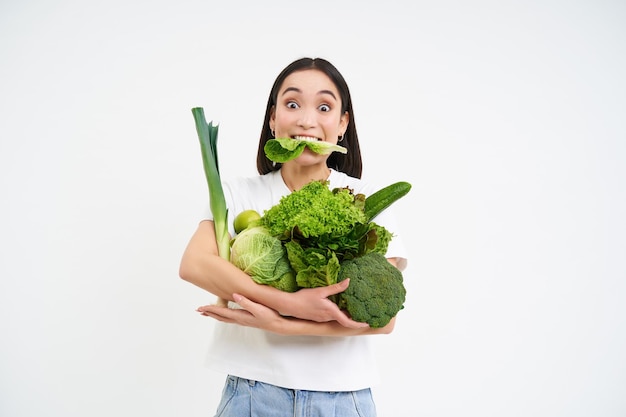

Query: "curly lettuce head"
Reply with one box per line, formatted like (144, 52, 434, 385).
(261, 180, 367, 239)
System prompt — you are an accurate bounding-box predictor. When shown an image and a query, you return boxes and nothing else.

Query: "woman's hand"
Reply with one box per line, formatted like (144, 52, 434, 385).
(279, 279, 369, 329)
(197, 294, 287, 333)
(196, 293, 384, 336)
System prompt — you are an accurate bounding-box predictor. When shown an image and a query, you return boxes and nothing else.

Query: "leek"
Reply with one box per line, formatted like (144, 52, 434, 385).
(192, 107, 229, 307)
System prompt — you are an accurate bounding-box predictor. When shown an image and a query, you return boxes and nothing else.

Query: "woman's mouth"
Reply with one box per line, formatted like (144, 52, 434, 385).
(292, 135, 321, 142)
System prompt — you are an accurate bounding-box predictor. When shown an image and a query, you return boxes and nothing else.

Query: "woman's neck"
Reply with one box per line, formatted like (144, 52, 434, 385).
(280, 164, 331, 191)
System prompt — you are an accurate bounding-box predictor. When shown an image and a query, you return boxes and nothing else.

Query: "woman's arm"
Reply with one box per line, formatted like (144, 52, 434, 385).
(197, 294, 397, 336)
(179, 220, 369, 329)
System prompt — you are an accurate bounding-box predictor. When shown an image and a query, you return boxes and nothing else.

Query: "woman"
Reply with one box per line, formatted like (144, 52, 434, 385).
(180, 57, 407, 417)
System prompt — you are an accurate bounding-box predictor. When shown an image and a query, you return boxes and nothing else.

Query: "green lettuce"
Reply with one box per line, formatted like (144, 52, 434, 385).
(264, 137, 347, 163)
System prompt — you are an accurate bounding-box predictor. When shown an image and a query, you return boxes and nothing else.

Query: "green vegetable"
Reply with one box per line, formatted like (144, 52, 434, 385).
(334, 252, 406, 328)
(263, 180, 367, 238)
(230, 226, 299, 292)
(261, 180, 391, 289)
(364, 181, 412, 221)
(284, 239, 342, 288)
(192, 107, 229, 307)
(264, 137, 347, 163)
(224, 175, 411, 326)
(233, 209, 262, 234)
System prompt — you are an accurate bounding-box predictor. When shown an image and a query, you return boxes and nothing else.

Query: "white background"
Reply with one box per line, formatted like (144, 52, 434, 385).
(1, 1, 625, 416)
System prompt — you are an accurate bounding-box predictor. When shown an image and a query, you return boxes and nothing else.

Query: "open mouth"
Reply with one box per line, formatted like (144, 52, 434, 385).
(292, 135, 321, 142)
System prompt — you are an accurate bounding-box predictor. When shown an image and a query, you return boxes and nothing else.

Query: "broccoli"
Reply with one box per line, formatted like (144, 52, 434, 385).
(334, 252, 406, 328)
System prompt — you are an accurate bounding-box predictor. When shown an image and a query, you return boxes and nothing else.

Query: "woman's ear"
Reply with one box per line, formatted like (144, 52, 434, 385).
(269, 106, 276, 131)
(340, 111, 349, 132)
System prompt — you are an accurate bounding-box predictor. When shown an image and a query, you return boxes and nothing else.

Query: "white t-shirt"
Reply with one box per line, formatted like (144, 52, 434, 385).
(202, 169, 408, 391)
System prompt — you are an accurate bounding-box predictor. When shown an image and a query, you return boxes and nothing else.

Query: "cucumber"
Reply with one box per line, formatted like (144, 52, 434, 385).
(364, 181, 412, 221)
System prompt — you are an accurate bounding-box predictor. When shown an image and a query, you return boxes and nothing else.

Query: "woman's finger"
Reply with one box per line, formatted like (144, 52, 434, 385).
(321, 279, 350, 297)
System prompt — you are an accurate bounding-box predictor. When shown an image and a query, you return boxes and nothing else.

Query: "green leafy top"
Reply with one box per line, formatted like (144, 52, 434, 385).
(192, 108, 230, 262)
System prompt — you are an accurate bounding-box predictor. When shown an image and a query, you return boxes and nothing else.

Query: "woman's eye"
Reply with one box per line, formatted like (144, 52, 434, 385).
(286, 101, 299, 109)
(319, 104, 331, 112)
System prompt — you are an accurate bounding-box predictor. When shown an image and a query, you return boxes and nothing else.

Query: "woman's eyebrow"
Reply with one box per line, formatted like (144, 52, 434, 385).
(318, 89, 337, 100)
(281, 87, 302, 95)
(281, 87, 337, 100)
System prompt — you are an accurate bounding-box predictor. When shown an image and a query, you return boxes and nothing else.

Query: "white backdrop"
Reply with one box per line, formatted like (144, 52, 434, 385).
(1, 1, 625, 416)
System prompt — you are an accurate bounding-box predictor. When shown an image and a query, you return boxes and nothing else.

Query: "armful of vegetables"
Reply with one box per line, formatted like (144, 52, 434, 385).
(231, 178, 411, 328)
(189, 124, 412, 326)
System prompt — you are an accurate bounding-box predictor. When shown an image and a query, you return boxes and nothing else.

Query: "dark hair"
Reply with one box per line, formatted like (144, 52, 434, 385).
(256, 57, 363, 178)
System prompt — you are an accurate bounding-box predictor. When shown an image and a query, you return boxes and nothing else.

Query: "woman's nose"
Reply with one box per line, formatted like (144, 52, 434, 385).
(297, 107, 316, 128)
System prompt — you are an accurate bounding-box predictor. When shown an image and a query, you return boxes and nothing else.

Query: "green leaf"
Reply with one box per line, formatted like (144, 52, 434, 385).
(264, 137, 347, 163)
(285, 241, 341, 288)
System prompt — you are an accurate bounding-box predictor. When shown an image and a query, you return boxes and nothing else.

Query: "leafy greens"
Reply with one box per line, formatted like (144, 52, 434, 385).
(264, 137, 347, 163)
(259, 180, 392, 288)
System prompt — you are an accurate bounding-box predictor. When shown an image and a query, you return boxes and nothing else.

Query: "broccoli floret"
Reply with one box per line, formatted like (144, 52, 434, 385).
(335, 252, 406, 328)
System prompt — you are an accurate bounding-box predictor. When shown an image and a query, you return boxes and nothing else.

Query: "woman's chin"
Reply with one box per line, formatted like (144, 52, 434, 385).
(293, 150, 328, 166)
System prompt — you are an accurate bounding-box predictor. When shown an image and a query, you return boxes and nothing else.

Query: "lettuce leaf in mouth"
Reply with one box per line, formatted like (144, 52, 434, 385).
(264, 137, 347, 163)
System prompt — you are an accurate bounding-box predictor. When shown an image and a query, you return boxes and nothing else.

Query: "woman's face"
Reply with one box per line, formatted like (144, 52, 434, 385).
(270, 69, 349, 164)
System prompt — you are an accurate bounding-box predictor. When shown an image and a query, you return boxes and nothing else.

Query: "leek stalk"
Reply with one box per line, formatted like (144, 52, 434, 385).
(192, 107, 229, 307)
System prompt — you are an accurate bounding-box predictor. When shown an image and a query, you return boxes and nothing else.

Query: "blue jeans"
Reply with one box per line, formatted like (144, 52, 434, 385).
(213, 375, 377, 417)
